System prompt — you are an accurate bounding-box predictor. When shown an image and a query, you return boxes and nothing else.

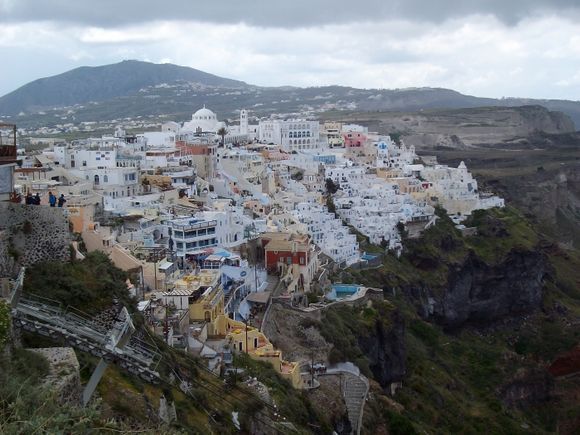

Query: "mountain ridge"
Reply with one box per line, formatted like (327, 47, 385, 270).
(0, 60, 249, 115)
(1, 60, 579, 128)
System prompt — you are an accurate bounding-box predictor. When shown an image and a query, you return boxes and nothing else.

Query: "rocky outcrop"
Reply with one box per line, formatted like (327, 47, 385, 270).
(357, 309, 406, 387)
(498, 368, 553, 409)
(411, 249, 546, 329)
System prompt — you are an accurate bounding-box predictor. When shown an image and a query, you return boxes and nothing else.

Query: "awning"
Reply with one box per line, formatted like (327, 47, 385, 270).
(137, 300, 151, 312)
(221, 265, 248, 281)
(158, 260, 174, 271)
(35, 154, 52, 166)
(186, 248, 215, 257)
(205, 255, 226, 262)
(245, 291, 271, 304)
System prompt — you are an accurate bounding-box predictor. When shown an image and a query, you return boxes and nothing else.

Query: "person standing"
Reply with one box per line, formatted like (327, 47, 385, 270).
(25, 192, 33, 205)
(57, 194, 66, 208)
(48, 191, 57, 207)
(33, 193, 41, 205)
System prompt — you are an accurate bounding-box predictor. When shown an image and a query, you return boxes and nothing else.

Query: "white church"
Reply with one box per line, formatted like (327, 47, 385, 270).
(155, 106, 255, 146)
(181, 106, 226, 134)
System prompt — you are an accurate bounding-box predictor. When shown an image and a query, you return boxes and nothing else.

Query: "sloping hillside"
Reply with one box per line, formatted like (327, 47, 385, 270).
(0, 60, 248, 115)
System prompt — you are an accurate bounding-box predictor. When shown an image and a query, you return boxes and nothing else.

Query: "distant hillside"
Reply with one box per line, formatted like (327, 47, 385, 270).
(0, 60, 248, 115)
(324, 105, 576, 148)
(1, 60, 579, 130)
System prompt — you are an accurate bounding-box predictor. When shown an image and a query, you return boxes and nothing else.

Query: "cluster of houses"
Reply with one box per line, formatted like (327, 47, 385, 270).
(1, 106, 503, 388)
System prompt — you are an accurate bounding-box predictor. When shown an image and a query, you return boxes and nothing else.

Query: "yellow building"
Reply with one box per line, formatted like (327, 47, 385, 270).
(213, 315, 303, 389)
(172, 270, 224, 332)
(66, 193, 100, 233)
(170, 269, 304, 388)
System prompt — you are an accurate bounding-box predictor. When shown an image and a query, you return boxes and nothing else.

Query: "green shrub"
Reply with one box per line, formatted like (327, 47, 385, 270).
(0, 300, 9, 350)
(306, 292, 319, 304)
(23, 251, 135, 314)
(409, 319, 439, 348)
(384, 409, 417, 435)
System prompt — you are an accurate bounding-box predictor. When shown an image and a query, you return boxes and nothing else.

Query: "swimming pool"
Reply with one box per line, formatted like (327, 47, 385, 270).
(326, 284, 362, 301)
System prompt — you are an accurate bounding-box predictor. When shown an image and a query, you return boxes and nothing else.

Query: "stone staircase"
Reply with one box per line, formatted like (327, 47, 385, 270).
(265, 274, 279, 294)
(259, 274, 280, 332)
(342, 373, 369, 435)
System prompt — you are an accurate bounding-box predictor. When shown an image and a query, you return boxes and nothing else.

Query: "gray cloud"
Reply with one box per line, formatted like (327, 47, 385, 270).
(1, 0, 579, 28)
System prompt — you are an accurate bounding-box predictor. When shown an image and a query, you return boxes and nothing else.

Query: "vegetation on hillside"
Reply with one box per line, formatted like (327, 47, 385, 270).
(337, 206, 540, 292)
(316, 302, 396, 376)
(0, 349, 132, 433)
(236, 353, 333, 433)
(0, 300, 9, 350)
(326, 205, 580, 433)
(16, 251, 329, 433)
(23, 251, 136, 314)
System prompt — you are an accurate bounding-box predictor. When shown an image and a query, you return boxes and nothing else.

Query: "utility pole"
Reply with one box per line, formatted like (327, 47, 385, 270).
(254, 261, 258, 292)
(140, 265, 145, 300)
(137, 246, 167, 293)
(244, 317, 248, 354)
(153, 258, 158, 292)
(310, 351, 314, 387)
(164, 301, 169, 345)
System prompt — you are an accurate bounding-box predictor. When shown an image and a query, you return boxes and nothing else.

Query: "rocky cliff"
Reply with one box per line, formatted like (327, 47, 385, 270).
(331, 105, 576, 149)
(356, 308, 407, 387)
(498, 368, 554, 410)
(411, 249, 546, 329)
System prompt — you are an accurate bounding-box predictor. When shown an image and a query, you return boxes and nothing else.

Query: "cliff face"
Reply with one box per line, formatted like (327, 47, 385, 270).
(498, 368, 554, 409)
(357, 309, 406, 387)
(410, 249, 546, 329)
(337, 105, 576, 149)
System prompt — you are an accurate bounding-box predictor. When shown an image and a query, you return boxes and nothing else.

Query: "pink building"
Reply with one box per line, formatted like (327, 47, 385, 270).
(342, 131, 367, 147)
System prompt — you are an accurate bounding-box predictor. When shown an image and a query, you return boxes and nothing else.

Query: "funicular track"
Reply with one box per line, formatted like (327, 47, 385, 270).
(10, 290, 295, 432)
(12, 294, 161, 384)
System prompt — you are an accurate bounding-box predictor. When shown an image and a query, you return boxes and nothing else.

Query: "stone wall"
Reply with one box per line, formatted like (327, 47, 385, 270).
(0, 230, 17, 278)
(30, 347, 82, 405)
(0, 203, 71, 273)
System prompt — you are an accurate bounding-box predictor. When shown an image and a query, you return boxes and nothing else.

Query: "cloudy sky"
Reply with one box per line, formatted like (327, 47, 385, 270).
(1, 0, 580, 100)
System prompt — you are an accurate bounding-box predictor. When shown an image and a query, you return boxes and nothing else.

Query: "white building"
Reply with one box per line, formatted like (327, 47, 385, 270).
(141, 131, 176, 148)
(182, 106, 225, 134)
(376, 138, 417, 169)
(325, 154, 435, 250)
(58, 148, 117, 170)
(325, 164, 366, 188)
(168, 217, 220, 257)
(421, 161, 504, 217)
(258, 119, 321, 152)
(166, 208, 246, 258)
(292, 202, 360, 266)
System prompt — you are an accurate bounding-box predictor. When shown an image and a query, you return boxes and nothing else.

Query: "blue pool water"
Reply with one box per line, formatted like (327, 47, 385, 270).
(327, 284, 361, 301)
(361, 253, 378, 261)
